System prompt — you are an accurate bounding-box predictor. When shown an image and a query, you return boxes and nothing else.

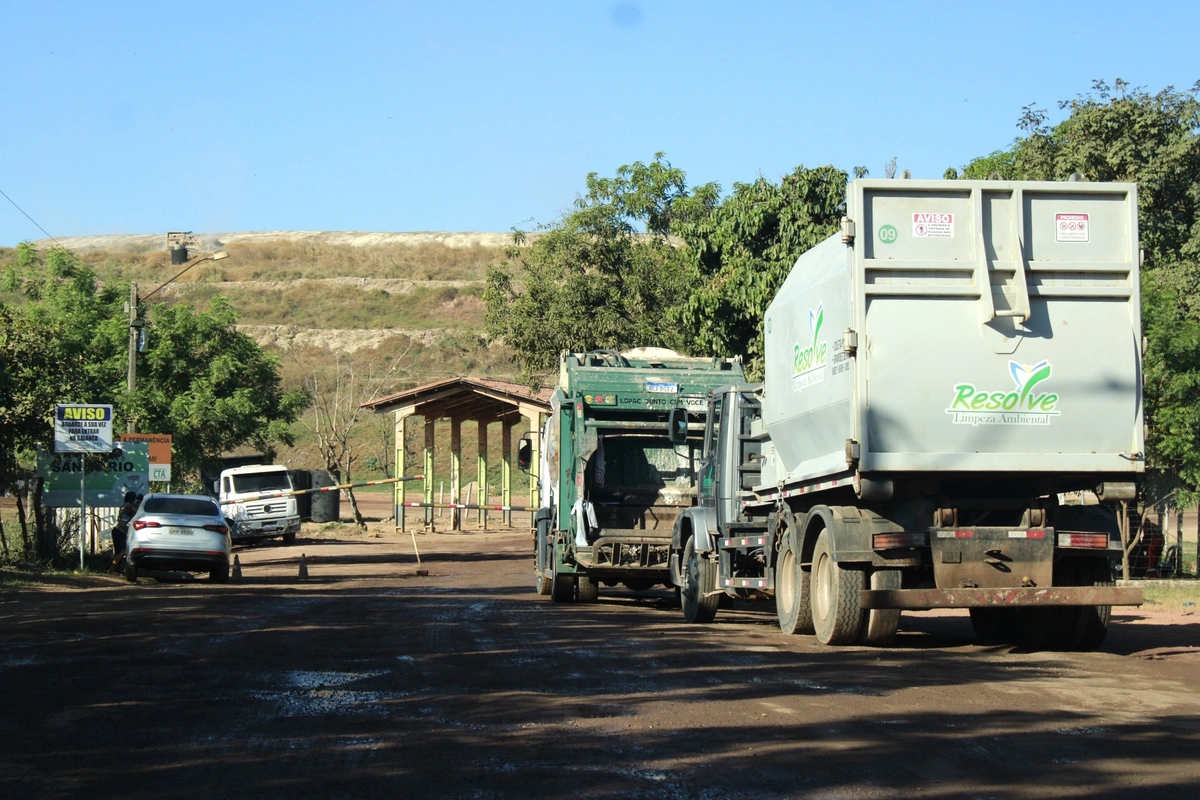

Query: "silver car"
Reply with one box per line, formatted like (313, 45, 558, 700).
(125, 494, 231, 583)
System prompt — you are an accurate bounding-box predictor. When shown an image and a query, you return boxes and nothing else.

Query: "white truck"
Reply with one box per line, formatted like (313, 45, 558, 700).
(216, 465, 301, 544)
(670, 178, 1144, 650)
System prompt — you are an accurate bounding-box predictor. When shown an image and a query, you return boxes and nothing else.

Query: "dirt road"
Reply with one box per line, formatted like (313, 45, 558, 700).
(2, 527, 1198, 799)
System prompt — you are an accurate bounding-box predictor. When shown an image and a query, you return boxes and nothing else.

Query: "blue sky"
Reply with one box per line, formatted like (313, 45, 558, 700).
(2, 1, 1197, 246)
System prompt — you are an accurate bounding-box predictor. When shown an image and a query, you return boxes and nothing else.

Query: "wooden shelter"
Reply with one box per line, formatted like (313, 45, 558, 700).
(362, 378, 552, 531)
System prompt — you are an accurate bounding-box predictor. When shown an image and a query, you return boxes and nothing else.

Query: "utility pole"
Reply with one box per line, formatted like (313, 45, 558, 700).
(125, 249, 229, 435)
(127, 282, 141, 433)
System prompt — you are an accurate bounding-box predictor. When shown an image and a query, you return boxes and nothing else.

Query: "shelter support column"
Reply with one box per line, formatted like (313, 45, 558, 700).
(477, 419, 491, 530)
(423, 416, 435, 531)
(394, 410, 412, 531)
(450, 417, 462, 531)
(501, 420, 514, 527)
(520, 405, 543, 530)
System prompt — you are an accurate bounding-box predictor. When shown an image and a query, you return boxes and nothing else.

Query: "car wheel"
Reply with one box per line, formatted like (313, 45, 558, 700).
(210, 563, 230, 584)
(123, 562, 138, 583)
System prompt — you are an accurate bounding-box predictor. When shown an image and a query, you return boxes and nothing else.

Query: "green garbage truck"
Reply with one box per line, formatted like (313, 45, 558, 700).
(531, 348, 742, 603)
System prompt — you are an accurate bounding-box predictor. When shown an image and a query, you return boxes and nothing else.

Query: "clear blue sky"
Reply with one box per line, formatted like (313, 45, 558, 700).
(2, 1, 1197, 246)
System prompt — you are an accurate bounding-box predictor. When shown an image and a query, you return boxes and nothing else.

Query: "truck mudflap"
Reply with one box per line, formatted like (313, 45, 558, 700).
(860, 586, 1142, 609)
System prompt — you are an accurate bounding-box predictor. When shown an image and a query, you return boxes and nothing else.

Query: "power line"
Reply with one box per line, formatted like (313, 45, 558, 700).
(0, 186, 65, 248)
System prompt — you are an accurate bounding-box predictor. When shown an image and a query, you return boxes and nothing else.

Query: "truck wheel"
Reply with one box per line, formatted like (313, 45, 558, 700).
(535, 526, 553, 596)
(577, 574, 599, 603)
(681, 537, 719, 624)
(550, 556, 575, 604)
(1048, 557, 1111, 651)
(282, 531, 296, 545)
(776, 527, 814, 635)
(969, 608, 1022, 644)
(810, 529, 863, 645)
(858, 569, 901, 646)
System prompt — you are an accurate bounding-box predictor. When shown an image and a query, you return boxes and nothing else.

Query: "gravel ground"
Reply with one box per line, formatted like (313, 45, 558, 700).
(1, 525, 1198, 799)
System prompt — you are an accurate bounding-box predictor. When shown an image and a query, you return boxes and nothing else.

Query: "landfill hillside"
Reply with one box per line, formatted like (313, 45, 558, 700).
(24, 231, 528, 475)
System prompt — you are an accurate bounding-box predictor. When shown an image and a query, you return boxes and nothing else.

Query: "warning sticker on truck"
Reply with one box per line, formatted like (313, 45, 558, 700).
(912, 213, 953, 238)
(1055, 213, 1089, 242)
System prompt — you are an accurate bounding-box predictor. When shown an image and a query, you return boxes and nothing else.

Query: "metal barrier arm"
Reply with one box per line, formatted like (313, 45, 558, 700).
(218, 475, 425, 505)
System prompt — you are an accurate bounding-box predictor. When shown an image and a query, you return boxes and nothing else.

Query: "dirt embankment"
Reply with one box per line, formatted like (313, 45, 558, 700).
(36, 230, 525, 254)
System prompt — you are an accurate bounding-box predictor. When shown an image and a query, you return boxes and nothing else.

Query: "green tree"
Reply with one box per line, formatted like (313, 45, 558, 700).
(485, 154, 707, 379)
(131, 296, 311, 484)
(0, 244, 310, 561)
(959, 80, 1200, 265)
(673, 165, 848, 376)
(958, 80, 1200, 514)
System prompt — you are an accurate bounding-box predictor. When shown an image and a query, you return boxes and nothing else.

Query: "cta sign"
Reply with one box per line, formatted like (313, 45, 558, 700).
(117, 433, 173, 482)
(54, 404, 114, 453)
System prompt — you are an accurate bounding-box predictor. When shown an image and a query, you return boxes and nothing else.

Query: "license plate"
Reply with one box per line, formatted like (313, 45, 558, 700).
(167, 527, 194, 536)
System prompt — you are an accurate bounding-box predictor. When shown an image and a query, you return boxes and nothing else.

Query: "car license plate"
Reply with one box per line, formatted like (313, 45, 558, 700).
(167, 527, 194, 536)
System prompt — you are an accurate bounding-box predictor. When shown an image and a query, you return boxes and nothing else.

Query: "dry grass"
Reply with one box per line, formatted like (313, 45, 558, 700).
(178, 281, 486, 330)
(2, 239, 501, 287)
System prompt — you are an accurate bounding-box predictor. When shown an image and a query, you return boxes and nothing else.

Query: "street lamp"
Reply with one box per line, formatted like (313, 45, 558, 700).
(126, 250, 230, 432)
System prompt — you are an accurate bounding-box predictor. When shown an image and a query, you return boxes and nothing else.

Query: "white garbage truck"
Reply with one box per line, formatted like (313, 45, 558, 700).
(217, 464, 301, 544)
(670, 178, 1144, 650)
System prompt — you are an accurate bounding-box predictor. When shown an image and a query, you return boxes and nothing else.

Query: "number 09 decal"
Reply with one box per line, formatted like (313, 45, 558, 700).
(878, 224, 898, 243)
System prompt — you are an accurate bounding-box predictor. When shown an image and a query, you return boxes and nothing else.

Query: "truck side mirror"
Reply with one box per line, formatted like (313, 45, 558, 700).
(668, 408, 688, 444)
(517, 437, 533, 472)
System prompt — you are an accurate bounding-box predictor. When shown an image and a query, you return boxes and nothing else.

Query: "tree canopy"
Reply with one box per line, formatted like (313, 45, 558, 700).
(0, 246, 310, 492)
(484, 154, 705, 379)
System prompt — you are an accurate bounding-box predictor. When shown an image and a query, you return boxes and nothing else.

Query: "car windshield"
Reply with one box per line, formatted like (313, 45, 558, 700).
(232, 472, 291, 493)
(144, 497, 219, 517)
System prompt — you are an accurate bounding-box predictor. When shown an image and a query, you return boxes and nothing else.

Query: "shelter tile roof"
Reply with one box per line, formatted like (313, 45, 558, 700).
(361, 377, 552, 416)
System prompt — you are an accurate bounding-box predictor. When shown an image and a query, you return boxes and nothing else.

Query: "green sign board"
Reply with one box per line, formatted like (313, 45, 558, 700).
(37, 443, 150, 508)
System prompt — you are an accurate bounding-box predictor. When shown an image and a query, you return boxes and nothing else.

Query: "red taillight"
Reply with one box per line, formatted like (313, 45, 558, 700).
(873, 532, 927, 549)
(1058, 533, 1110, 549)
(132, 520, 161, 530)
(203, 524, 229, 535)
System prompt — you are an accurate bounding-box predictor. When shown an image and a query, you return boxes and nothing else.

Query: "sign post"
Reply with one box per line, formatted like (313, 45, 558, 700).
(54, 404, 114, 569)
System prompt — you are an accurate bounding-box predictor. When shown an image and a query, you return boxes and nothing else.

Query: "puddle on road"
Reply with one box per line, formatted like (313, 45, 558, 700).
(251, 669, 424, 718)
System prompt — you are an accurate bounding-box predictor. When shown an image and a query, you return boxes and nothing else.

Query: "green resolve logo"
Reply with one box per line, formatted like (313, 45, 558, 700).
(792, 304, 828, 389)
(946, 360, 1060, 426)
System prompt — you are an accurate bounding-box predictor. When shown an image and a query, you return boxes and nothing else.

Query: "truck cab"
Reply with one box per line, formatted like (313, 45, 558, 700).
(217, 465, 301, 544)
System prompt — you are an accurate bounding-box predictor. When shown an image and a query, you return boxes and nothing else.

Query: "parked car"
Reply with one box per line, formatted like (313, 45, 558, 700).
(125, 494, 231, 583)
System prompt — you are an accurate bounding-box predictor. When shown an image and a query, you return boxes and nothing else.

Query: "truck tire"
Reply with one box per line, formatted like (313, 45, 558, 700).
(577, 574, 599, 603)
(969, 608, 1022, 644)
(858, 569, 901, 646)
(550, 555, 575, 604)
(1046, 556, 1111, 651)
(681, 537, 719, 624)
(282, 531, 296, 545)
(810, 528, 864, 645)
(535, 526, 553, 596)
(776, 526, 814, 635)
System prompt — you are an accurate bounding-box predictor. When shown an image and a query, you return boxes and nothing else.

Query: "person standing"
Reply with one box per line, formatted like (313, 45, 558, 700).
(108, 491, 138, 573)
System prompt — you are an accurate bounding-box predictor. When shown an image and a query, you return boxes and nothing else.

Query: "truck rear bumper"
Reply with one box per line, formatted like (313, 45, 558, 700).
(860, 586, 1142, 609)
